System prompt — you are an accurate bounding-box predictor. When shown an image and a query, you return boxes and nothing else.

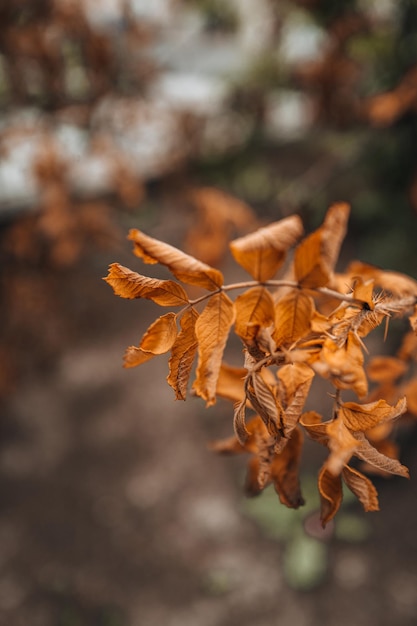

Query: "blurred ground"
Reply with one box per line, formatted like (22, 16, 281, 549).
(1, 204, 417, 626)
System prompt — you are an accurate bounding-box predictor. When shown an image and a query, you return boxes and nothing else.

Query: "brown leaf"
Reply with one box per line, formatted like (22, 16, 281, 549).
(277, 362, 314, 406)
(326, 417, 359, 475)
(300, 411, 328, 445)
(278, 366, 314, 444)
(124, 312, 178, 368)
(215, 362, 247, 403)
(247, 372, 283, 439)
(234, 286, 275, 341)
(367, 356, 407, 383)
(229, 216, 303, 281)
(347, 261, 417, 297)
(340, 397, 407, 432)
(318, 465, 343, 527)
(128, 228, 224, 291)
(342, 466, 379, 512)
(192, 292, 235, 405)
(167, 307, 199, 400)
(354, 432, 409, 478)
(273, 290, 313, 347)
(313, 332, 368, 397)
(271, 427, 305, 508)
(104, 263, 189, 306)
(294, 202, 350, 288)
(233, 399, 250, 444)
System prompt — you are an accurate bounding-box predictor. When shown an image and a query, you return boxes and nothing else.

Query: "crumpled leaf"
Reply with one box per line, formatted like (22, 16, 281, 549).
(346, 261, 417, 297)
(167, 307, 199, 400)
(277, 363, 314, 445)
(124, 312, 178, 368)
(354, 432, 409, 477)
(230, 216, 303, 281)
(313, 332, 368, 397)
(326, 417, 360, 475)
(342, 465, 379, 512)
(247, 372, 283, 440)
(104, 263, 189, 306)
(340, 397, 407, 432)
(270, 426, 305, 508)
(128, 228, 224, 291)
(215, 362, 247, 403)
(192, 292, 235, 405)
(318, 465, 343, 527)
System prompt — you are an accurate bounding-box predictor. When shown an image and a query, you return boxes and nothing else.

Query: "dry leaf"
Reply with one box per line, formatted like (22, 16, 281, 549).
(192, 292, 235, 405)
(367, 356, 407, 383)
(105, 263, 189, 306)
(318, 465, 343, 526)
(230, 216, 303, 281)
(273, 290, 314, 347)
(354, 432, 409, 477)
(167, 307, 199, 400)
(234, 286, 275, 342)
(271, 426, 305, 508)
(124, 312, 178, 368)
(340, 397, 407, 432)
(342, 465, 379, 512)
(216, 362, 247, 403)
(128, 228, 224, 291)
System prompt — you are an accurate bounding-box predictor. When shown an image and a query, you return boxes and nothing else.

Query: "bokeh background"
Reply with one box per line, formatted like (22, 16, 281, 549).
(1, 1, 417, 625)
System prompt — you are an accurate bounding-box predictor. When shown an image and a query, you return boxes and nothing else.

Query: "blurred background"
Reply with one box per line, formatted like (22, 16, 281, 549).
(1, 0, 417, 624)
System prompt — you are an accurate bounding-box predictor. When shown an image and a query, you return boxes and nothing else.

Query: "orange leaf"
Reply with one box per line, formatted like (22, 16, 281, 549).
(340, 397, 407, 432)
(342, 466, 379, 512)
(233, 399, 250, 444)
(313, 332, 368, 397)
(167, 307, 199, 400)
(247, 372, 283, 439)
(215, 362, 247, 403)
(128, 228, 223, 291)
(271, 427, 305, 509)
(273, 290, 313, 347)
(318, 465, 343, 527)
(354, 432, 409, 477)
(104, 263, 189, 306)
(367, 356, 407, 383)
(299, 411, 328, 445)
(234, 286, 275, 341)
(229, 216, 303, 281)
(347, 261, 417, 298)
(294, 202, 350, 288)
(277, 362, 314, 406)
(192, 292, 235, 405)
(124, 312, 178, 368)
(402, 376, 417, 417)
(326, 417, 359, 475)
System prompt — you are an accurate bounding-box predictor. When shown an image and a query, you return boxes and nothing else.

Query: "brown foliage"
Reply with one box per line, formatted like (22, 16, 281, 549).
(105, 199, 417, 526)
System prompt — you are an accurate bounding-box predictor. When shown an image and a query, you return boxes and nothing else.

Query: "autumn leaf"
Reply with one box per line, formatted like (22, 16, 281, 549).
(104, 263, 189, 306)
(342, 466, 379, 512)
(354, 432, 409, 477)
(294, 202, 350, 288)
(234, 286, 275, 342)
(215, 362, 247, 403)
(367, 356, 407, 383)
(192, 292, 235, 405)
(124, 312, 178, 368)
(318, 465, 343, 526)
(326, 417, 359, 475)
(128, 228, 224, 291)
(271, 426, 305, 508)
(340, 397, 407, 432)
(167, 307, 199, 400)
(273, 290, 314, 347)
(346, 261, 417, 298)
(230, 215, 303, 281)
(247, 372, 283, 439)
(313, 332, 368, 397)
(277, 363, 314, 444)
(233, 399, 250, 444)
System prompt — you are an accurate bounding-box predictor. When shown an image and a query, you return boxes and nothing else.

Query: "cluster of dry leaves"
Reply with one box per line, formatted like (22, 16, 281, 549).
(105, 201, 417, 526)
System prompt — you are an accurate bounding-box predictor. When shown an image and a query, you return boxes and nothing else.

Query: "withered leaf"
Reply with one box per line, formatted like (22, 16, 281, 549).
(354, 432, 409, 478)
(216, 362, 247, 403)
(313, 332, 368, 397)
(192, 292, 235, 405)
(347, 261, 417, 298)
(294, 203, 350, 288)
(318, 465, 343, 526)
(299, 411, 328, 445)
(342, 465, 379, 512)
(124, 312, 178, 368)
(233, 399, 249, 444)
(273, 290, 313, 347)
(277, 362, 314, 406)
(167, 307, 199, 400)
(326, 417, 359, 476)
(105, 263, 189, 306)
(271, 426, 305, 509)
(340, 397, 407, 432)
(367, 356, 407, 383)
(234, 286, 275, 341)
(229, 215, 303, 281)
(248, 372, 283, 439)
(128, 228, 224, 291)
